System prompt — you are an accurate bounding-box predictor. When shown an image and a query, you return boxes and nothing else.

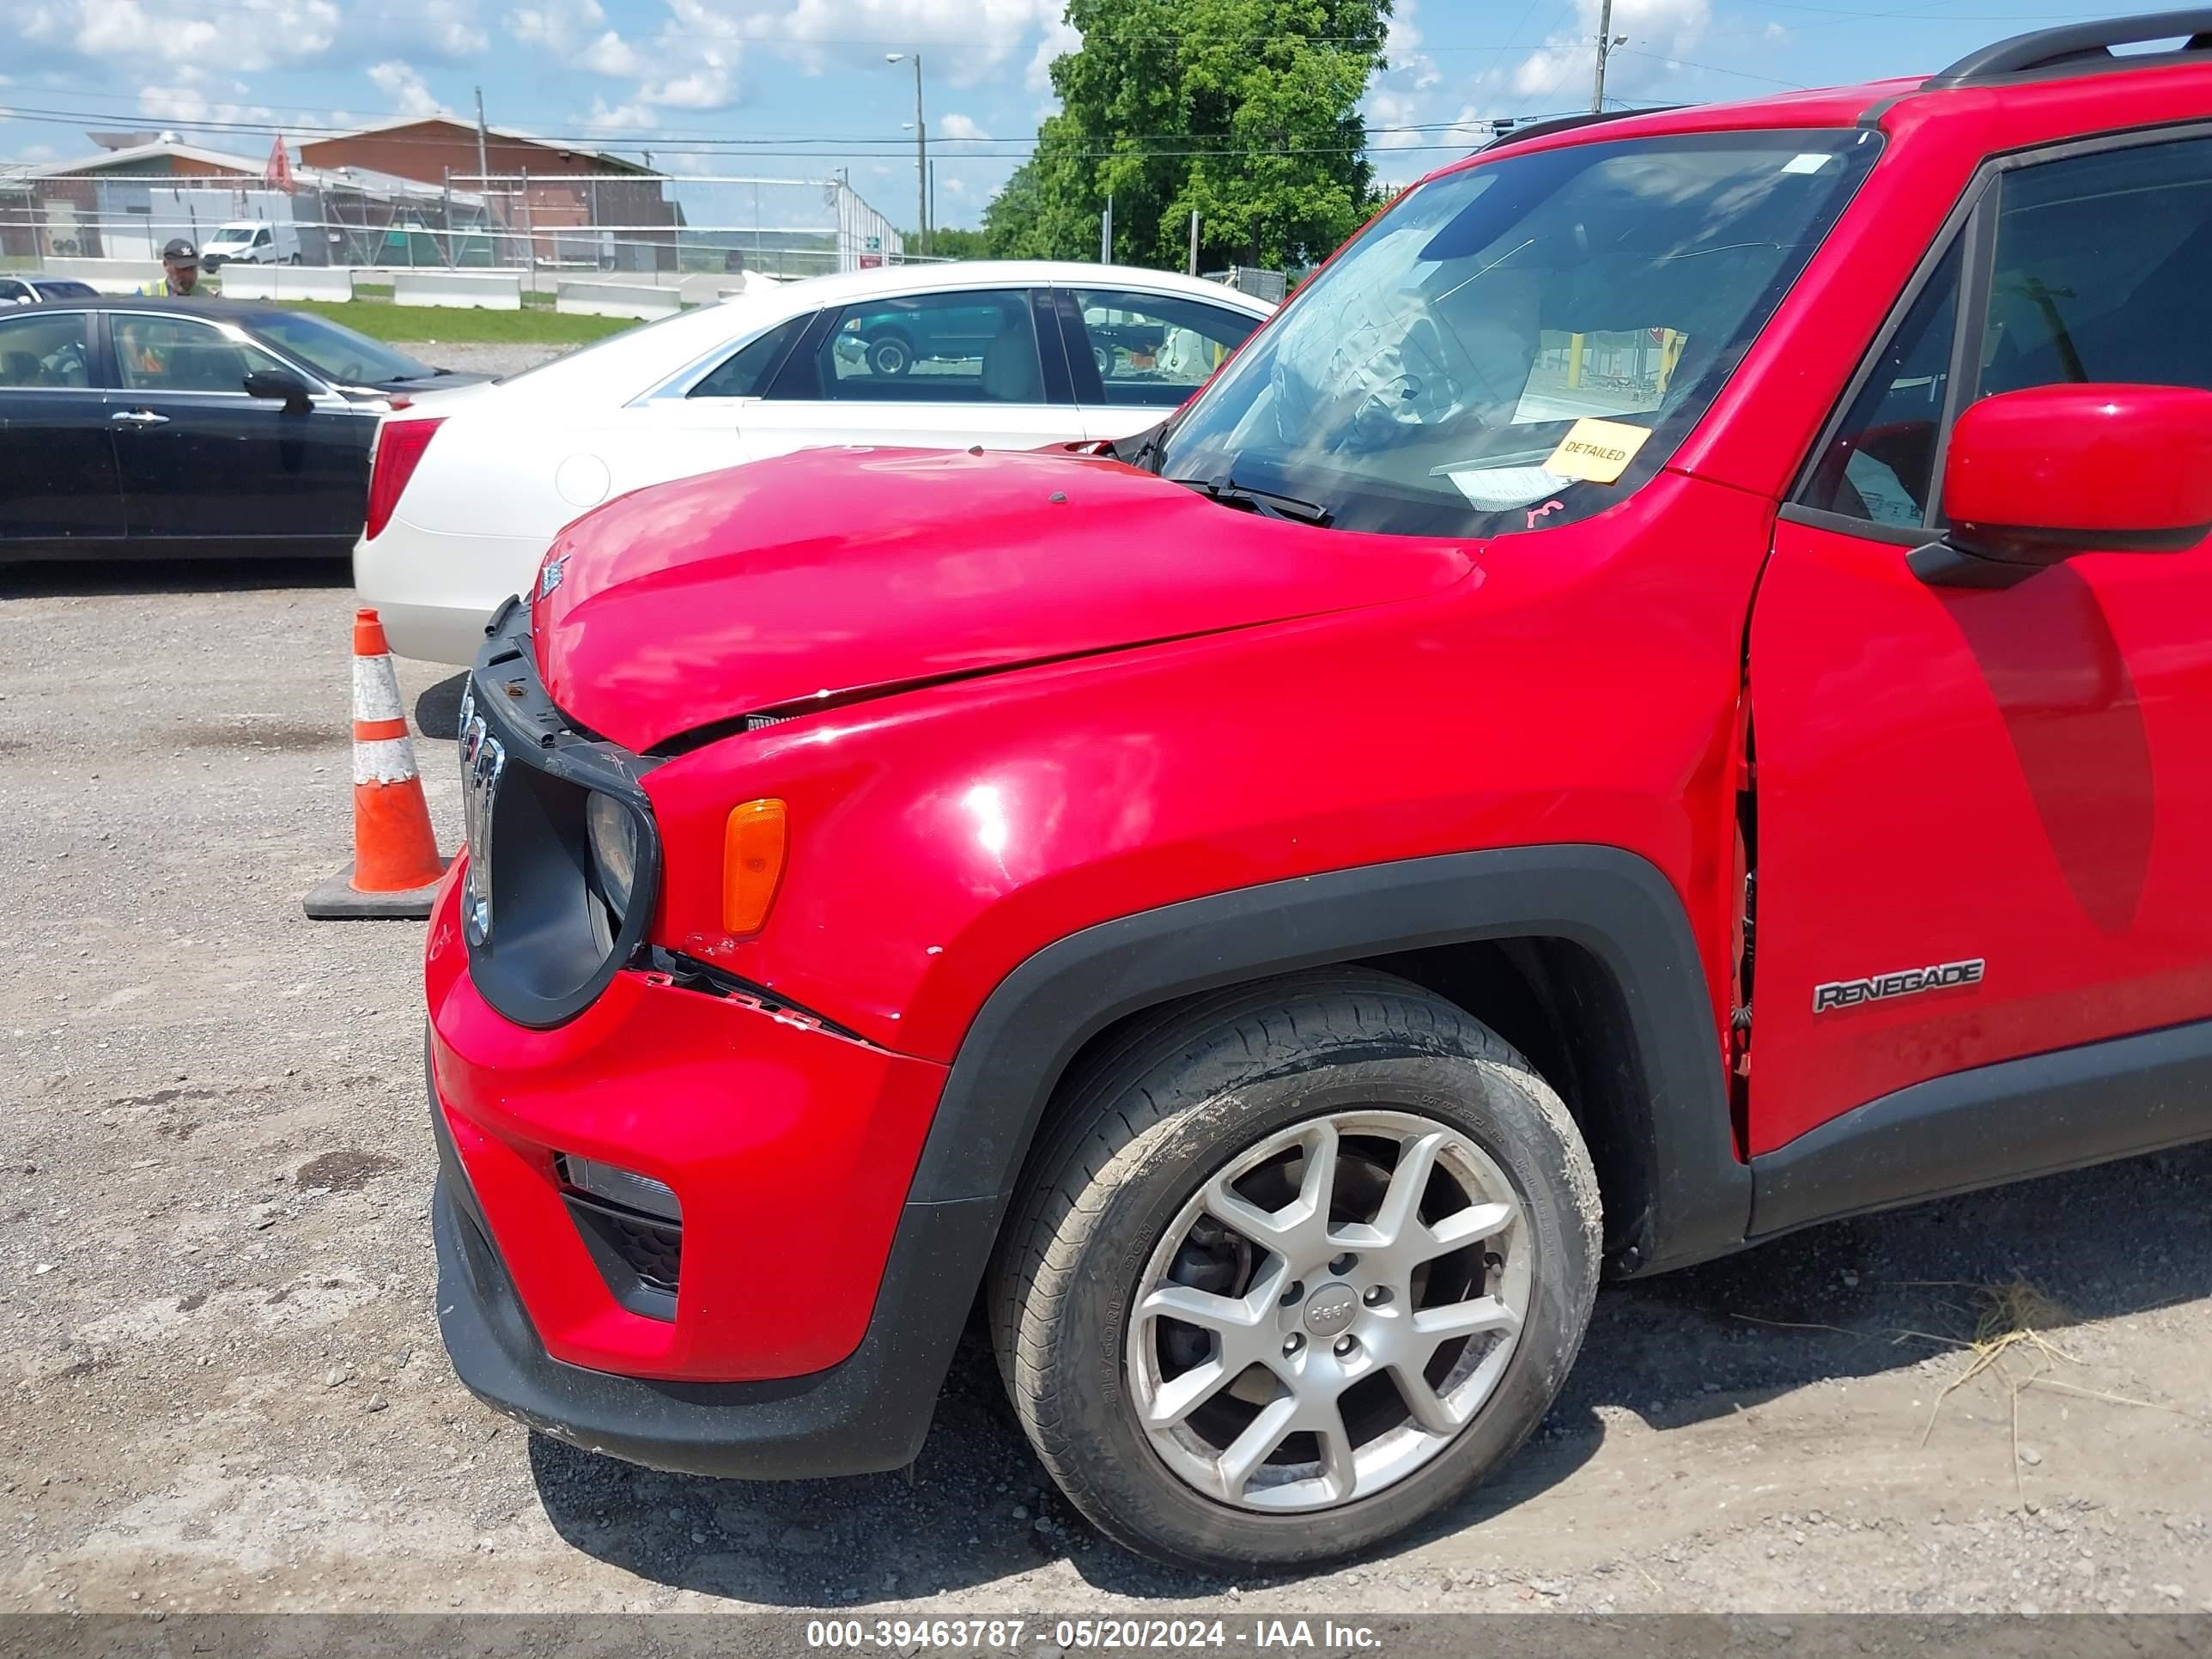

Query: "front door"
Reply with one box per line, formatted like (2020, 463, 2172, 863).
(105, 312, 373, 545)
(744, 287, 1080, 462)
(1747, 130, 2212, 1154)
(0, 307, 124, 551)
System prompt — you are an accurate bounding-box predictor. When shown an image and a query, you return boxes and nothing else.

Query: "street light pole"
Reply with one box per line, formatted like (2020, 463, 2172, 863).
(886, 52, 927, 258)
(1591, 0, 1626, 112)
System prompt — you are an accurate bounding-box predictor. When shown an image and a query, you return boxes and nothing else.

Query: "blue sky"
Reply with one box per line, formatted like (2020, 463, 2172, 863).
(0, 0, 2179, 228)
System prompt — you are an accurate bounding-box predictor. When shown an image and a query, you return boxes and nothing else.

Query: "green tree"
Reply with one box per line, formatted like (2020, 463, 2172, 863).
(921, 225, 991, 259)
(985, 0, 1392, 270)
(982, 161, 1055, 258)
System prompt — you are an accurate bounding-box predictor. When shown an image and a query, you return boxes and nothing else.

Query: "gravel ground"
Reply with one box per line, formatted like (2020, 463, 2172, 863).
(2, 561, 2209, 1619)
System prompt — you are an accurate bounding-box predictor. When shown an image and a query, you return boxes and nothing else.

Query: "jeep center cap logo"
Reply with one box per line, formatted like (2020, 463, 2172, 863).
(1304, 1284, 1358, 1338)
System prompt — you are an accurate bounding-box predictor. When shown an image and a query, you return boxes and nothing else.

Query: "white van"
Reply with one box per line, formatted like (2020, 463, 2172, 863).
(204, 220, 301, 266)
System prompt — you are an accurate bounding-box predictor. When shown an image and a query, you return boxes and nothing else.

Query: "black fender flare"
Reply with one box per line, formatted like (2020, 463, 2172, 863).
(508, 846, 1751, 1475)
(906, 844, 1747, 1275)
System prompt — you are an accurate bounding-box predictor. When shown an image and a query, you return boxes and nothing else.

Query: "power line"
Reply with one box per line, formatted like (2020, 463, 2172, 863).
(1603, 47, 1813, 88)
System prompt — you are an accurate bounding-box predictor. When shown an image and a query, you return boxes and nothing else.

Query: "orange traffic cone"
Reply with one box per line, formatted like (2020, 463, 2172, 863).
(303, 609, 450, 920)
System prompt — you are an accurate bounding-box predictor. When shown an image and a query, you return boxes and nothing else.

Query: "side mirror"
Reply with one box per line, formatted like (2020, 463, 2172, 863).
(1911, 384, 2212, 586)
(243, 368, 313, 413)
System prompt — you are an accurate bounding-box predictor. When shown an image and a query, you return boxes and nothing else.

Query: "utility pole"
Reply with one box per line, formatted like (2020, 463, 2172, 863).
(1592, 0, 1625, 112)
(1100, 192, 1113, 263)
(474, 86, 493, 262)
(886, 53, 926, 257)
(1188, 208, 1200, 276)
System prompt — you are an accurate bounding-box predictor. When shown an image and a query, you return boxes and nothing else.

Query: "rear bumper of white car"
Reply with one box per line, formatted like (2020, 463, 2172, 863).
(353, 518, 550, 665)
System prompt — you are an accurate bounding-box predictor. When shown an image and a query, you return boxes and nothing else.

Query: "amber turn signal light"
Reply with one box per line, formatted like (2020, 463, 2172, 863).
(722, 799, 787, 936)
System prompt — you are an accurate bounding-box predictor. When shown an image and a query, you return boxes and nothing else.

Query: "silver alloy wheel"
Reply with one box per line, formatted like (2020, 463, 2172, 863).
(1125, 1110, 1530, 1513)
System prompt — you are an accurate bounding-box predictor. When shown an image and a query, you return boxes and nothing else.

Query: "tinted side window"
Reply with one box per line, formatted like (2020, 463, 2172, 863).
(1978, 136, 2212, 397)
(114, 316, 286, 394)
(690, 313, 808, 398)
(0, 280, 26, 302)
(1800, 240, 1961, 526)
(804, 289, 1043, 404)
(0, 310, 94, 388)
(1069, 289, 1263, 407)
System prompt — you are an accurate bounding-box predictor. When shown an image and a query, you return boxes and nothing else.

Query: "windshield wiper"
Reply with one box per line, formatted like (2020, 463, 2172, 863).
(1171, 477, 1334, 527)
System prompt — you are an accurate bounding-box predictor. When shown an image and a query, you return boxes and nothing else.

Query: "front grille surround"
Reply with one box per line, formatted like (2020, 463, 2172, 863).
(462, 597, 665, 1030)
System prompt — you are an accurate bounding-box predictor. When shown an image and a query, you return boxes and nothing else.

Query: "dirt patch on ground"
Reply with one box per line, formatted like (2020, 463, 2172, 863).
(295, 1151, 403, 1194)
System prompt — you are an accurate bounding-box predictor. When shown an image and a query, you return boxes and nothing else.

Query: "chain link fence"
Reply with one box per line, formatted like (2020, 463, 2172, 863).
(0, 172, 922, 280)
(445, 173, 920, 278)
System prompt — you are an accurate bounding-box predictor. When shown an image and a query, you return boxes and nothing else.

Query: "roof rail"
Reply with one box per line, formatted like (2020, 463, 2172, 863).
(1925, 7, 2212, 88)
(1474, 106, 1683, 155)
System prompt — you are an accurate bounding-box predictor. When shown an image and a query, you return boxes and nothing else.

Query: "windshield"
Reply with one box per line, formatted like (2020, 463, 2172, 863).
(250, 311, 434, 386)
(1157, 128, 1881, 537)
(210, 223, 258, 246)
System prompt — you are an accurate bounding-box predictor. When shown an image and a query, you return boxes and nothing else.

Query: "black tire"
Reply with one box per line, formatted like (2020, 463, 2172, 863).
(1092, 342, 1114, 378)
(988, 968, 1601, 1573)
(866, 331, 911, 376)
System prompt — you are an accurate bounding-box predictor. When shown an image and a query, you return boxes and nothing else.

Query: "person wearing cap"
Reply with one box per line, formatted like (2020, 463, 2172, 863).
(137, 238, 205, 298)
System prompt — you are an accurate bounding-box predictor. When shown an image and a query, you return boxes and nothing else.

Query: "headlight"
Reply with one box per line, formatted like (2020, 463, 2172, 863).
(586, 792, 641, 921)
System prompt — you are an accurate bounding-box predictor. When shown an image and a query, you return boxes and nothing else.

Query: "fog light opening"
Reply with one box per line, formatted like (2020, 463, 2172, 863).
(556, 1153, 681, 1223)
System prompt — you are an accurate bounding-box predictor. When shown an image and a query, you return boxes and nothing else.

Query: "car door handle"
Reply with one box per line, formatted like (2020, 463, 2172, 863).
(111, 409, 169, 425)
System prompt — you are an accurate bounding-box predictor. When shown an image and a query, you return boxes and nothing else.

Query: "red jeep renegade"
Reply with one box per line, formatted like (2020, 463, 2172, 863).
(422, 13, 2212, 1572)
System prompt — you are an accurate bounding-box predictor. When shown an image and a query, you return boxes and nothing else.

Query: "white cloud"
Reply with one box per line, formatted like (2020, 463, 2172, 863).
(938, 111, 988, 141)
(1764, 20, 1788, 41)
(583, 94, 656, 129)
(1510, 0, 1711, 102)
(137, 80, 275, 129)
(137, 81, 210, 123)
(1383, 0, 1437, 87)
(741, 0, 1063, 88)
(1026, 14, 1079, 94)
(414, 0, 489, 56)
(21, 0, 337, 70)
(520, 0, 742, 113)
(1365, 88, 1424, 150)
(641, 53, 733, 106)
(579, 28, 640, 73)
(367, 58, 446, 118)
(506, 0, 605, 53)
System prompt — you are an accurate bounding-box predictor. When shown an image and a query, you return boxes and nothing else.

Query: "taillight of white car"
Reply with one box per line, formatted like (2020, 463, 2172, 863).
(365, 416, 447, 541)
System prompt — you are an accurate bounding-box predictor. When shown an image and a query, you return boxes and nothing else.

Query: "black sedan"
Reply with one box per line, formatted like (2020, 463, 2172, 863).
(0, 297, 483, 562)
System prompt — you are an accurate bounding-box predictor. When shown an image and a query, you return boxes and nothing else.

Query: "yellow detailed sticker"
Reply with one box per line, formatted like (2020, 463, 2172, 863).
(1543, 418, 1654, 485)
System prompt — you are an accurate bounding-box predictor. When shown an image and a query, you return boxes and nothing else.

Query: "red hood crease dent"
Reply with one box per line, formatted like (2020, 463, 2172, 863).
(532, 447, 1477, 752)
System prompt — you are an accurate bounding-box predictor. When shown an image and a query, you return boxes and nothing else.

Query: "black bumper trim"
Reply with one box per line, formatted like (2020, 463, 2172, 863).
(428, 1065, 992, 1480)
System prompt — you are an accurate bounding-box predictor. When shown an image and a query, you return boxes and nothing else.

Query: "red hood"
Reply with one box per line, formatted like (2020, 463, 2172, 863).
(533, 447, 1475, 751)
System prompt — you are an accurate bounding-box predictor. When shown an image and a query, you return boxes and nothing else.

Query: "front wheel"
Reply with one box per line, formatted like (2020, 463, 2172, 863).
(989, 969, 1601, 1572)
(866, 332, 911, 376)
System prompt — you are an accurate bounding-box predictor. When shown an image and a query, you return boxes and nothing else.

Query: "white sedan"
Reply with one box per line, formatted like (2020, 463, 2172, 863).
(356, 259, 1275, 663)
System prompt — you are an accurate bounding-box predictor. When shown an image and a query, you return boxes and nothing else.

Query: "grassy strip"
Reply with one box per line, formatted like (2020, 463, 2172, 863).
(265, 298, 637, 347)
